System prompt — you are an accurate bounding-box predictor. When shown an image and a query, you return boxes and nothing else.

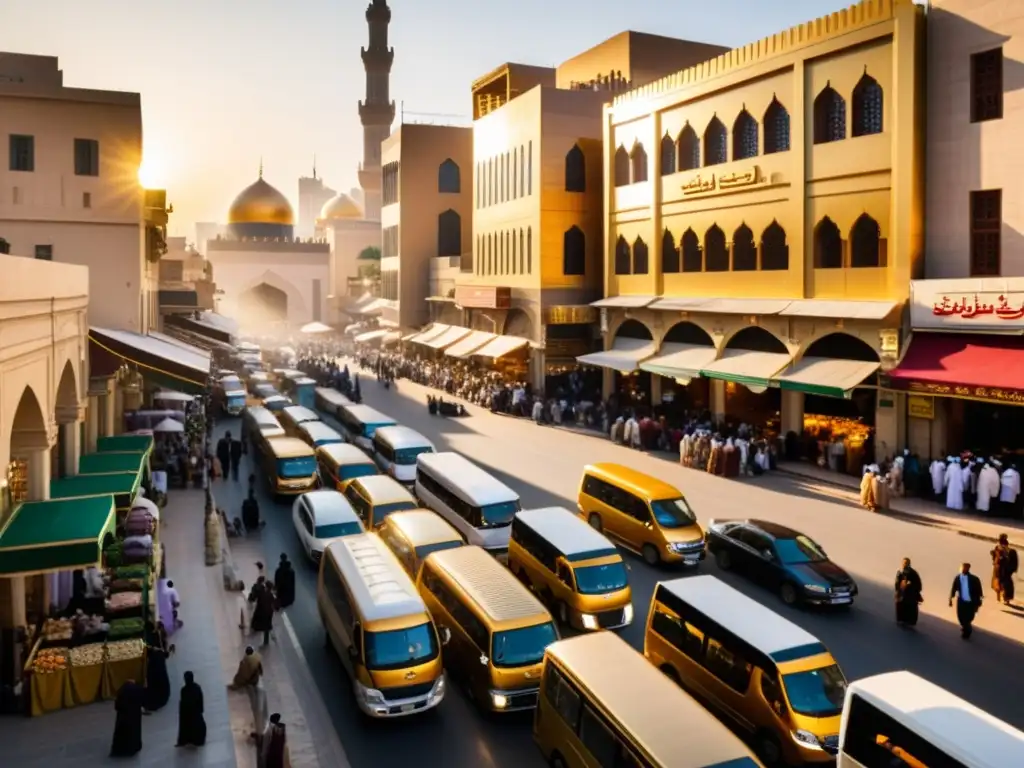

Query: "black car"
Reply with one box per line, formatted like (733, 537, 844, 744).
(706, 519, 858, 607)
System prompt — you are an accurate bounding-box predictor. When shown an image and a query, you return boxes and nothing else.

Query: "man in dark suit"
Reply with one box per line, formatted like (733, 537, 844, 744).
(948, 562, 983, 639)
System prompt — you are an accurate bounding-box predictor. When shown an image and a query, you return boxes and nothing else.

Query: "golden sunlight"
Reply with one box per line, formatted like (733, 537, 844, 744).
(137, 156, 164, 188)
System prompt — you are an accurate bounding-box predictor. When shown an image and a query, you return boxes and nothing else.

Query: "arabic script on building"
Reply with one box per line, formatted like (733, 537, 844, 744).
(931, 294, 1024, 320)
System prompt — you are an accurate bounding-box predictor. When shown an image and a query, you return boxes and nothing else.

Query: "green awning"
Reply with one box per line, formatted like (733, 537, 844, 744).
(79, 451, 148, 477)
(97, 434, 154, 457)
(50, 471, 141, 510)
(0, 495, 116, 576)
(700, 349, 792, 388)
(639, 343, 718, 381)
(771, 357, 880, 399)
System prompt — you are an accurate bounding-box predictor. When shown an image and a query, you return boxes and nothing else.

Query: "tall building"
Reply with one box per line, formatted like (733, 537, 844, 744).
(358, 0, 395, 222)
(194, 221, 226, 255)
(297, 166, 336, 239)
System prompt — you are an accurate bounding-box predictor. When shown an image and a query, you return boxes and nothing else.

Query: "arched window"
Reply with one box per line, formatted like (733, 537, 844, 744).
(704, 116, 727, 166)
(814, 217, 843, 268)
(632, 237, 649, 275)
(764, 98, 790, 154)
(512, 148, 518, 198)
(504, 153, 510, 202)
(520, 144, 526, 193)
(630, 142, 648, 183)
(438, 158, 460, 194)
(565, 144, 586, 192)
(814, 85, 846, 144)
(732, 224, 756, 271)
(704, 225, 728, 271)
(760, 221, 789, 271)
(504, 231, 510, 273)
(511, 227, 518, 273)
(563, 226, 585, 275)
(614, 235, 631, 275)
(614, 146, 630, 187)
(528, 140, 533, 195)
(850, 214, 883, 267)
(677, 124, 700, 172)
(852, 74, 884, 137)
(732, 110, 758, 160)
(662, 229, 680, 273)
(526, 226, 532, 273)
(438, 210, 460, 257)
(519, 229, 525, 274)
(486, 234, 493, 275)
(660, 134, 676, 177)
(681, 228, 702, 272)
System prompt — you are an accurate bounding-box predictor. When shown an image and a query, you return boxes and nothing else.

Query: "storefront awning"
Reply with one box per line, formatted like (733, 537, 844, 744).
(779, 300, 897, 320)
(444, 330, 496, 359)
(590, 296, 657, 309)
(98, 434, 155, 457)
(0, 495, 116, 576)
(424, 325, 473, 349)
(577, 337, 656, 372)
(639, 343, 718, 380)
(164, 313, 233, 345)
(474, 335, 531, 360)
(89, 327, 211, 394)
(354, 329, 389, 343)
(700, 349, 792, 388)
(771, 357, 880, 398)
(400, 331, 420, 342)
(50, 471, 141, 510)
(79, 451, 148, 478)
(382, 331, 402, 345)
(409, 323, 450, 345)
(354, 298, 387, 316)
(649, 297, 792, 315)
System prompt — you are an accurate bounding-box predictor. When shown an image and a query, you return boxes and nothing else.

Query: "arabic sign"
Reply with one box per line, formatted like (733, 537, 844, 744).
(907, 395, 934, 419)
(681, 166, 759, 195)
(889, 379, 1024, 406)
(910, 278, 1024, 330)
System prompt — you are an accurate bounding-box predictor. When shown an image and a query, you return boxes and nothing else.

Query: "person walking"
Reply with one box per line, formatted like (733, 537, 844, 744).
(274, 554, 296, 609)
(175, 671, 206, 747)
(216, 433, 231, 483)
(229, 646, 266, 741)
(990, 534, 1019, 605)
(109, 679, 146, 757)
(249, 579, 276, 646)
(948, 562, 984, 639)
(230, 434, 243, 481)
(894, 557, 923, 628)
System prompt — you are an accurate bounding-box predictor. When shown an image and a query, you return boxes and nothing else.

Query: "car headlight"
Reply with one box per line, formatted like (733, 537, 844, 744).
(356, 681, 385, 705)
(580, 613, 598, 630)
(491, 692, 508, 709)
(623, 604, 634, 624)
(668, 543, 687, 553)
(804, 584, 828, 593)
(793, 729, 823, 749)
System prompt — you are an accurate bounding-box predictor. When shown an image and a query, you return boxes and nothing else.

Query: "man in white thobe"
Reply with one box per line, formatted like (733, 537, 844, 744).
(930, 457, 947, 500)
(945, 458, 965, 511)
(976, 461, 1000, 514)
(1000, 462, 1021, 517)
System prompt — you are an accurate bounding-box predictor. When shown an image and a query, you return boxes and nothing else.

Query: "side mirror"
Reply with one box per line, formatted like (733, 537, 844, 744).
(479, 654, 489, 666)
(440, 627, 451, 645)
(762, 550, 774, 560)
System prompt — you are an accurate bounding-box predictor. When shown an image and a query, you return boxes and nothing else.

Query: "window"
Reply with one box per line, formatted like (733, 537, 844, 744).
(681, 228, 702, 272)
(544, 666, 582, 729)
(852, 74, 883, 137)
(677, 124, 700, 172)
(842, 695, 963, 768)
(511, 228, 518, 274)
(651, 607, 704, 659)
(520, 144, 526, 194)
(732, 110, 758, 160)
(763, 98, 790, 155)
(629, 142, 647, 183)
(504, 152, 510, 201)
(83, 192, 91, 209)
(382, 225, 399, 258)
(519, 228, 525, 274)
(704, 117, 727, 166)
(563, 226, 585, 275)
(632, 236, 648, 275)
(34, 245, 53, 261)
(437, 210, 461, 257)
(814, 217, 843, 269)
(661, 229, 680, 273)
(383, 162, 400, 206)
(761, 221, 789, 271)
(705, 638, 752, 693)
(659, 134, 675, 177)
(9, 135, 34, 172)
(74, 138, 99, 176)
(704, 225, 728, 272)
(526, 227, 532, 274)
(849, 213, 882, 268)
(814, 85, 846, 144)
(565, 144, 586, 192)
(323, 560, 354, 628)
(438, 158, 460, 193)
(487, 159, 494, 206)
(732, 224, 756, 271)
(971, 47, 1003, 123)
(528, 140, 533, 195)
(970, 189, 1001, 276)
(512, 148, 518, 198)
(614, 236, 630, 275)
(614, 146, 630, 187)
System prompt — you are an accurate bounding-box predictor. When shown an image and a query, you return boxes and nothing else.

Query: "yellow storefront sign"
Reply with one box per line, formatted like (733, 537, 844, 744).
(907, 395, 934, 419)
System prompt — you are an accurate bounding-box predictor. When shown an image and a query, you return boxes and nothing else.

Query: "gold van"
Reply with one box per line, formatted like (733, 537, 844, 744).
(343, 475, 418, 530)
(417, 545, 558, 712)
(318, 534, 445, 717)
(577, 463, 705, 566)
(377, 509, 464, 579)
(261, 436, 318, 496)
(508, 506, 633, 631)
(277, 405, 320, 436)
(316, 443, 379, 491)
(644, 575, 846, 765)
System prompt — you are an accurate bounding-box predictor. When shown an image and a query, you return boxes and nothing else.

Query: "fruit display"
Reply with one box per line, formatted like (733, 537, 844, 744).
(113, 565, 149, 580)
(106, 639, 145, 662)
(40, 618, 73, 643)
(110, 578, 144, 593)
(108, 617, 145, 639)
(68, 644, 105, 667)
(31, 648, 68, 674)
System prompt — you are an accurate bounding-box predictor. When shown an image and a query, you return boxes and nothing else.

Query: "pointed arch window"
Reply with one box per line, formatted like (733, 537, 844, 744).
(760, 221, 789, 271)
(511, 227, 518, 273)
(614, 235, 631, 275)
(764, 98, 790, 154)
(565, 144, 586, 192)
(520, 144, 526, 194)
(520, 228, 525, 274)
(486, 234, 493, 275)
(814, 85, 846, 144)
(528, 140, 533, 195)
(704, 117, 727, 166)
(512, 148, 518, 198)
(630, 142, 648, 183)
(681, 228, 702, 272)
(614, 146, 630, 187)
(438, 159, 460, 194)
(506, 231, 512, 273)
(662, 229, 680, 273)
(704, 225, 728, 272)
(677, 124, 700, 172)
(632, 237, 649, 275)
(660, 134, 676, 177)
(850, 214, 884, 267)
(563, 226, 585, 275)
(526, 226, 533, 273)
(814, 217, 843, 268)
(852, 74, 884, 137)
(732, 110, 758, 160)
(732, 224, 756, 271)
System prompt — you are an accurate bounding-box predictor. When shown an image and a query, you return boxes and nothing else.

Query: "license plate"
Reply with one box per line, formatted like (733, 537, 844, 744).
(831, 596, 851, 604)
(683, 554, 701, 564)
(400, 703, 415, 713)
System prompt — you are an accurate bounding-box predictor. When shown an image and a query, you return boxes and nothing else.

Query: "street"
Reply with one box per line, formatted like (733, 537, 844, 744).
(214, 372, 1024, 768)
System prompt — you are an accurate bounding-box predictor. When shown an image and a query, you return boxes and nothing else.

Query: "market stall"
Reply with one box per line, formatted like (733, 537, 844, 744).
(50, 472, 141, 513)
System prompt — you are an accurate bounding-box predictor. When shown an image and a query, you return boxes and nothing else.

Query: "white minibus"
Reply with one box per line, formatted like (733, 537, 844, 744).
(372, 426, 434, 485)
(337, 404, 396, 451)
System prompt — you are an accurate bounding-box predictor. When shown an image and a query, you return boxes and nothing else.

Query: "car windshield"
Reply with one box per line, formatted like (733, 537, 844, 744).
(782, 664, 847, 717)
(227, 393, 247, 402)
(314, 522, 362, 539)
(340, 464, 377, 481)
(774, 535, 828, 564)
(573, 561, 629, 595)
(650, 498, 697, 528)
(374, 501, 418, 522)
(491, 622, 558, 668)
(480, 500, 519, 529)
(414, 540, 463, 561)
(278, 456, 315, 478)
(394, 446, 433, 465)
(363, 623, 439, 671)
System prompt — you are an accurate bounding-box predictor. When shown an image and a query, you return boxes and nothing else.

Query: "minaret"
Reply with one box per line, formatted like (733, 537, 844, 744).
(358, 0, 395, 222)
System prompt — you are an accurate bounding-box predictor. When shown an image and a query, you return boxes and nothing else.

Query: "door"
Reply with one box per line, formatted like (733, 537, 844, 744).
(735, 528, 775, 585)
(300, 505, 315, 552)
(620, 492, 654, 552)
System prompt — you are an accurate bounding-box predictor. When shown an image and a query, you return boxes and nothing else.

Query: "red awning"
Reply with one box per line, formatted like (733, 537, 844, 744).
(888, 333, 1024, 404)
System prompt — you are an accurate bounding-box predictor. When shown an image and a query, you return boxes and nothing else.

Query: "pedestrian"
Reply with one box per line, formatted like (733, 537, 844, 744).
(230, 434, 243, 481)
(250, 578, 276, 645)
(948, 562, 983, 639)
(229, 646, 266, 741)
(260, 713, 290, 768)
(242, 489, 262, 533)
(143, 636, 171, 712)
(990, 534, 1018, 605)
(176, 671, 206, 748)
(859, 466, 876, 511)
(216, 433, 231, 483)
(109, 679, 145, 757)
(274, 554, 296, 609)
(894, 557, 923, 628)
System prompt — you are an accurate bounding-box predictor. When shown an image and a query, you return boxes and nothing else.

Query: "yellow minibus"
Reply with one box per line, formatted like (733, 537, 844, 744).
(343, 475, 418, 530)
(261, 437, 318, 496)
(377, 509, 464, 579)
(316, 443, 379, 491)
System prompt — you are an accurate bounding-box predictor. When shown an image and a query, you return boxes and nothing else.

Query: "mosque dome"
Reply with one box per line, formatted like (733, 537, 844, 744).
(319, 193, 363, 221)
(227, 175, 294, 239)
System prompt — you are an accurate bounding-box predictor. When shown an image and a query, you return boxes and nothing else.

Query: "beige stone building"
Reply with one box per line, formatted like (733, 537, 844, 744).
(588, 0, 925, 468)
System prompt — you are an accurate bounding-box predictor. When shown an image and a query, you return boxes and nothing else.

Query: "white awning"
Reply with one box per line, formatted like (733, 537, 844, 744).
(400, 331, 420, 342)
(423, 325, 472, 349)
(639, 343, 718, 380)
(381, 331, 402, 345)
(649, 297, 791, 315)
(444, 330, 496, 359)
(590, 295, 657, 308)
(771, 357, 881, 398)
(377, 318, 400, 329)
(779, 300, 897, 320)
(699, 348, 792, 388)
(473, 335, 531, 360)
(355, 298, 386, 315)
(145, 331, 213, 369)
(92, 327, 211, 374)
(409, 323, 450, 344)
(301, 321, 334, 334)
(354, 329, 389, 343)
(577, 337, 656, 372)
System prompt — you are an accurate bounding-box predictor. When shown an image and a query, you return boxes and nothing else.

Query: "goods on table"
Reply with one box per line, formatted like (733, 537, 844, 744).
(31, 648, 68, 674)
(71, 612, 108, 638)
(105, 592, 142, 612)
(108, 618, 145, 639)
(110, 578, 144, 593)
(106, 639, 145, 662)
(68, 644, 105, 667)
(104, 541, 124, 567)
(113, 565, 149, 580)
(40, 618, 73, 643)
(125, 508, 155, 536)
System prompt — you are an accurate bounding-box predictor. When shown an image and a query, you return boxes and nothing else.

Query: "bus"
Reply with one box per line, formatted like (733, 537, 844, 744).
(336, 404, 396, 451)
(839, 671, 1024, 768)
(535, 631, 764, 768)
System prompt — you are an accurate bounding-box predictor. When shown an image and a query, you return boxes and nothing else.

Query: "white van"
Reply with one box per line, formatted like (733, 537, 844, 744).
(414, 452, 520, 561)
(372, 426, 435, 485)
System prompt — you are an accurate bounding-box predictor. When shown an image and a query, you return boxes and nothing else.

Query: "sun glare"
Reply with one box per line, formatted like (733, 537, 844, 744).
(137, 157, 163, 188)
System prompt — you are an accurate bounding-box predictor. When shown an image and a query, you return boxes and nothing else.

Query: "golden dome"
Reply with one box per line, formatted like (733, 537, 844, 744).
(319, 193, 363, 221)
(228, 177, 294, 226)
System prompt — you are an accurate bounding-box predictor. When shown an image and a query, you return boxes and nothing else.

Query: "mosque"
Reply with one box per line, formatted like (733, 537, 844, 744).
(204, 0, 394, 332)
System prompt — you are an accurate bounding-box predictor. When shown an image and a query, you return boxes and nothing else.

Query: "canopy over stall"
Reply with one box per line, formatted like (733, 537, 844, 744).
(97, 434, 155, 457)
(887, 333, 1024, 399)
(79, 451, 148, 480)
(699, 349, 792, 389)
(639, 343, 718, 381)
(408, 324, 450, 345)
(300, 321, 334, 335)
(473, 335, 531, 360)
(354, 329, 389, 343)
(422, 326, 472, 350)
(164, 313, 234, 345)
(381, 331, 401, 346)
(89, 327, 211, 395)
(577, 337, 656, 373)
(0, 495, 117, 576)
(445, 330, 496, 359)
(771, 357, 880, 398)
(50, 472, 141, 511)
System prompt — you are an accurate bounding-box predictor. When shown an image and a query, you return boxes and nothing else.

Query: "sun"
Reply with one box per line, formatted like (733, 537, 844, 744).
(137, 155, 164, 188)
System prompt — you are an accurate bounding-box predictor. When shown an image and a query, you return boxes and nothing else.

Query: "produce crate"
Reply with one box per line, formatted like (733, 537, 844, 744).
(67, 644, 106, 706)
(25, 643, 72, 716)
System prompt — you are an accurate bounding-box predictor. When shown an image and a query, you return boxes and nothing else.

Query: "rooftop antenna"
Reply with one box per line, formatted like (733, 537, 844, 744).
(313, 154, 317, 180)
(259, 157, 263, 179)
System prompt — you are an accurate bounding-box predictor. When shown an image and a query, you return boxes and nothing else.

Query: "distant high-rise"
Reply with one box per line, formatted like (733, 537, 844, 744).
(298, 162, 336, 239)
(358, 0, 395, 222)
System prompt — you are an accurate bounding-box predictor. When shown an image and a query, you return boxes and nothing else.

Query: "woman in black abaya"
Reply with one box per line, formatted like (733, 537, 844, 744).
(110, 680, 145, 757)
(176, 671, 207, 747)
(144, 642, 172, 712)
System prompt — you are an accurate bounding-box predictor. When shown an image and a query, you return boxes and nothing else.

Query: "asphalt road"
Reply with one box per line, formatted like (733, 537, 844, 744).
(213, 370, 1024, 768)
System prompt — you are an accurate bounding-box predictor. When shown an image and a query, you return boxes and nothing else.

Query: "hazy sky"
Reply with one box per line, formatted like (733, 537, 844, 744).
(1, 0, 851, 238)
